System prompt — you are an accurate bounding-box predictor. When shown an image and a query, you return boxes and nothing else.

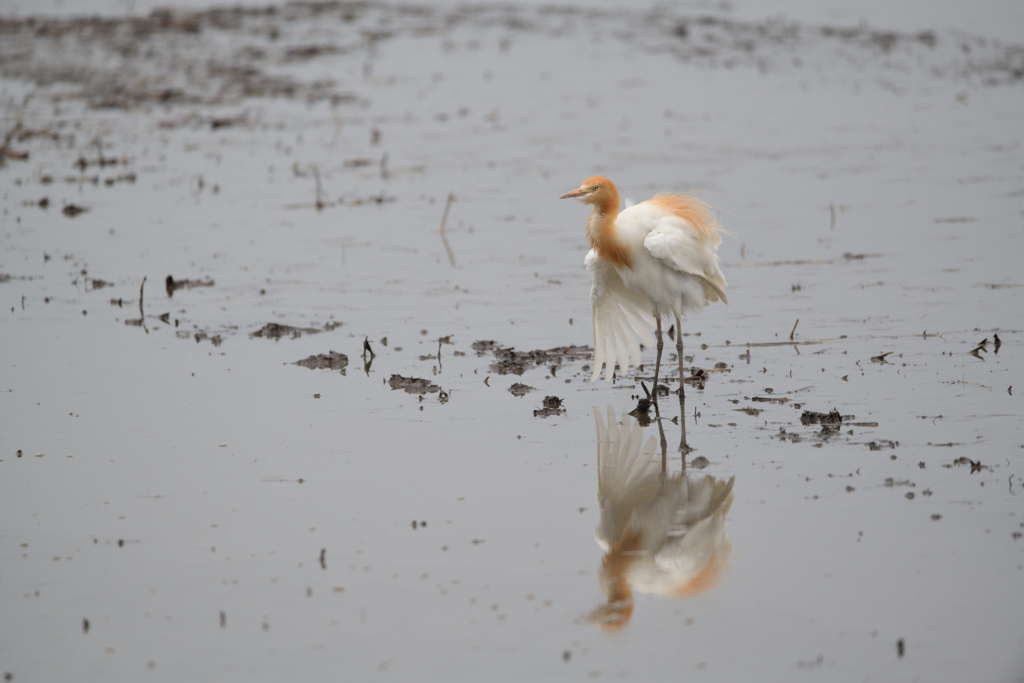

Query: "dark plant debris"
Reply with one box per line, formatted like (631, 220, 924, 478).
(681, 368, 708, 388)
(533, 395, 565, 418)
(969, 337, 993, 359)
(628, 396, 653, 426)
(752, 395, 790, 404)
(800, 409, 848, 425)
(189, 331, 223, 346)
(86, 278, 112, 291)
(950, 456, 986, 473)
(165, 275, 215, 296)
(508, 383, 535, 397)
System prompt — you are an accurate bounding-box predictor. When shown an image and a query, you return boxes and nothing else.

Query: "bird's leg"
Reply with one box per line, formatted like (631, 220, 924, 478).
(674, 314, 685, 400)
(674, 315, 691, 464)
(656, 400, 668, 476)
(677, 365, 690, 464)
(653, 317, 664, 405)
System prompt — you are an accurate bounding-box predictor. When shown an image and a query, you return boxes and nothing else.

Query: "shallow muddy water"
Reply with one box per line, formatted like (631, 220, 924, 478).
(1, 2, 1022, 681)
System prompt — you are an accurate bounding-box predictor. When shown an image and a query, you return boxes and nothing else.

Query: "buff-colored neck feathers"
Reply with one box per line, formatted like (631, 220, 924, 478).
(583, 177, 631, 269)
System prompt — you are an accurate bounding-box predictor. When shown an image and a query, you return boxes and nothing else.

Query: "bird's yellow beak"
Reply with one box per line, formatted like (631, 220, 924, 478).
(559, 187, 590, 200)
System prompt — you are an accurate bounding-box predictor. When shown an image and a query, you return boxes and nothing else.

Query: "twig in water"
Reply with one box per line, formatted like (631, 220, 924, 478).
(438, 192, 456, 267)
(362, 337, 376, 375)
(312, 165, 325, 211)
(436, 334, 453, 373)
(789, 318, 799, 341)
(138, 276, 148, 334)
(380, 152, 389, 180)
(829, 203, 836, 230)
(640, 381, 652, 400)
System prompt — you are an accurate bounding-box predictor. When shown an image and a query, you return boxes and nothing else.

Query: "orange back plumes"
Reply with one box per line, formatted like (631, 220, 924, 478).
(667, 553, 729, 597)
(647, 193, 722, 245)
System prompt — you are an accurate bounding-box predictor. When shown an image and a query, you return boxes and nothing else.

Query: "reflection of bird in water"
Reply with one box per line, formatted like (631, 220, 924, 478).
(559, 176, 728, 398)
(590, 407, 735, 631)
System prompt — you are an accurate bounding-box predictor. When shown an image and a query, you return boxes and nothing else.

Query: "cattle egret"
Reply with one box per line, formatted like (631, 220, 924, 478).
(560, 176, 728, 396)
(590, 407, 735, 630)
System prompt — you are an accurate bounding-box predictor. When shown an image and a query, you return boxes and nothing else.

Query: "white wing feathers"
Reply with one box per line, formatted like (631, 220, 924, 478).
(644, 222, 729, 305)
(593, 407, 662, 550)
(594, 407, 661, 502)
(586, 250, 656, 382)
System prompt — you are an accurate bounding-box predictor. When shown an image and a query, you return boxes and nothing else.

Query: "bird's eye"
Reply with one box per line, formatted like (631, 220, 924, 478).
(591, 185, 599, 192)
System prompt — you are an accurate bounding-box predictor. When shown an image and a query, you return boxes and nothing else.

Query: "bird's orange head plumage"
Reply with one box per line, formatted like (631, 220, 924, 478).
(588, 530, 641, 631)
(560, 176, 631, 268)
(559, 175, 621, 217)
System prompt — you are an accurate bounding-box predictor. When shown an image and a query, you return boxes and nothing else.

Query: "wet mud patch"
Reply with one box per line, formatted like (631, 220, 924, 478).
(0, 6, 363, 109)
(473, 340, 591, 376)
(471, 340, 499, 356)
(639, 12, 1024, 86)
(294, 351, 348, 374)
(0, 1, 1020, 123)
(0, 121, 60, 164)
(388, 374, 440, 396)
(250, 321, 341, 340)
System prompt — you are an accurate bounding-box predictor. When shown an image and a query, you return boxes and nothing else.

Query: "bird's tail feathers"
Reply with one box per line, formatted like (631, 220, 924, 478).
(700, 274, 729, 306)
